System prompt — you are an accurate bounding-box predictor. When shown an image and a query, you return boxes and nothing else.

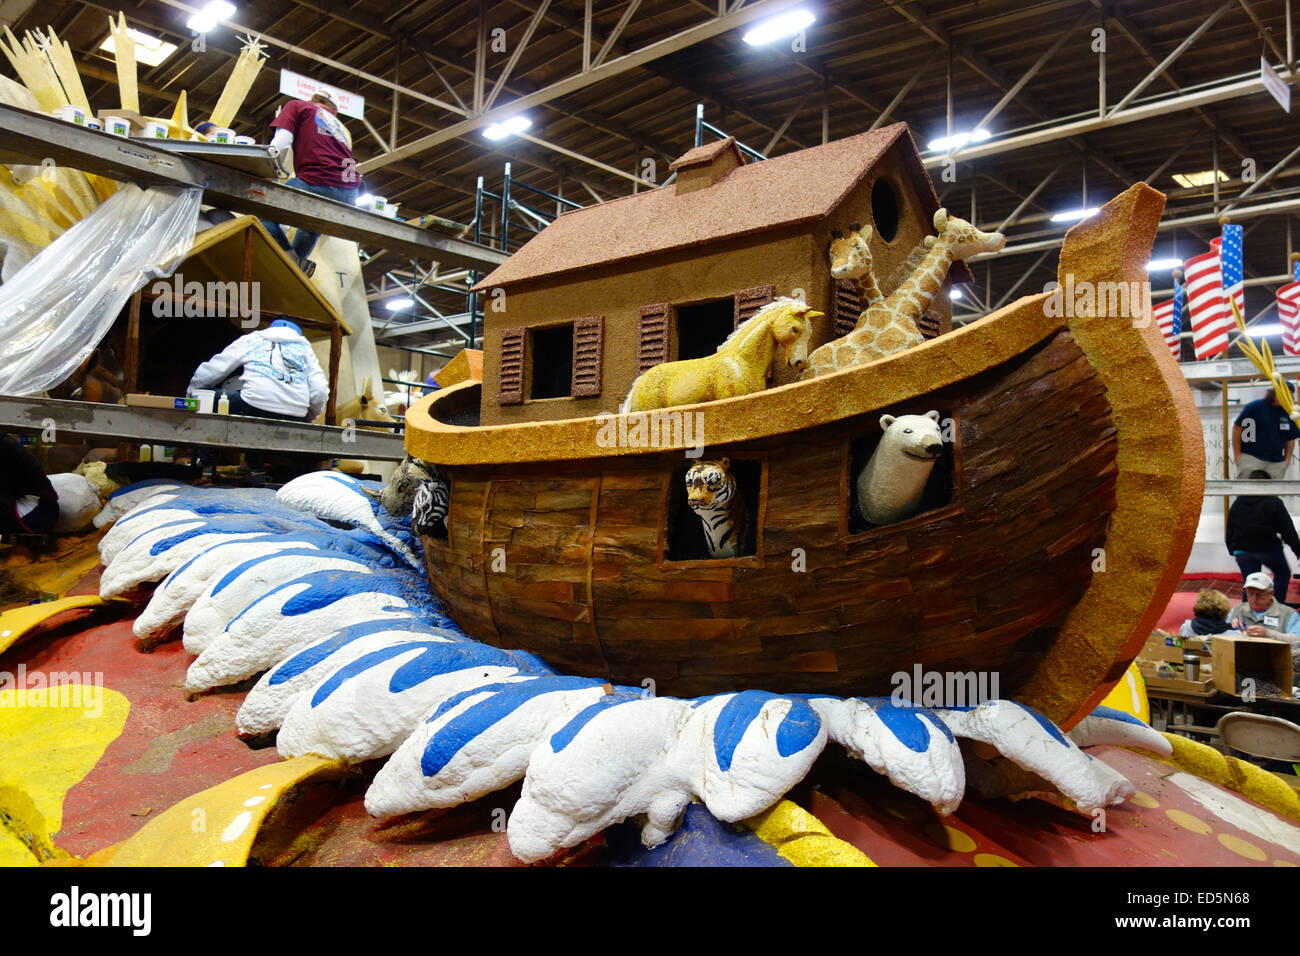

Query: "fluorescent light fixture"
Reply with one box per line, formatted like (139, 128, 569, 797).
(1146, 257, 1182, 271)
(99, 28, 179, 67)
(1171, 169, 1229, 189)
(1050, 206, 1100, 224)
(1246, 323, 1284, 336)
(742, 9, 816, 46)
(483, 115, 531, 141)
(949, 288, 963, 300)
(927, 128, 991, 152)
(385, 297, 414, 311)
(187, 0, 236, 33)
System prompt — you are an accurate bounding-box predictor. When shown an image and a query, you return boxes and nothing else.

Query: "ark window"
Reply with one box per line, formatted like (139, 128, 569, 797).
(530, 323, 574, 399)
(676, 299, 735, 361)
(664, 458, 762, 562)
(847, 410, 955, 535)
(871, 178, 901, 243)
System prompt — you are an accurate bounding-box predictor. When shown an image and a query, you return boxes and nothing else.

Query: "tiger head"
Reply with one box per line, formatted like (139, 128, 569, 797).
(685, 458, 735, 511)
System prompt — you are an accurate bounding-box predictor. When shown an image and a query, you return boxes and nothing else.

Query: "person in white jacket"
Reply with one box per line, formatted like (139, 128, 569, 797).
(188, 319, 328, 422)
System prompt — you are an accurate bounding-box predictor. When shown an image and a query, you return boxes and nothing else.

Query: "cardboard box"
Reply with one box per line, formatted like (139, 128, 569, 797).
(1138, 663, 1215, 696)
(1140, 630, 1188, 665)
(126, 393, 198, 412)
(1210, 633, 1294, 699)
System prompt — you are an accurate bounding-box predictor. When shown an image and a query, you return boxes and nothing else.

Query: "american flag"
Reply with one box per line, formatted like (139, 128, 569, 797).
(1279, 259, 1300, 357)
(1183, 246, 1232, 359)
(1152, 277, 1184, 359)
(1211, 223, 1245, 318)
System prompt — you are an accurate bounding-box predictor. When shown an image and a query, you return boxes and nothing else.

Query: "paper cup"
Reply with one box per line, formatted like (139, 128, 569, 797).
(192, 389, 215, 414)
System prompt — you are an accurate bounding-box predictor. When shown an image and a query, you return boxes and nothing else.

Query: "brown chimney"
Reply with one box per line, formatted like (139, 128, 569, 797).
(671, 137, 747, 194)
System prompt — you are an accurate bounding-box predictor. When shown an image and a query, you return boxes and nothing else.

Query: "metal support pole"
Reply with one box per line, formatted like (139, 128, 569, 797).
(996, 164, 1061, 233)
(1098, 9, 1106, 118)
(583, 0, 593, 73)
(870, 62, 926, 131)
(1108, 0, 1234, 116)
(1221, 143, 1300, 213)
(501, 162, 512, 255)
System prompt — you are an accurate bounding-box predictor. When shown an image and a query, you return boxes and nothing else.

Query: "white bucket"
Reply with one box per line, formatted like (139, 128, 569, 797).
(144, 121, 168, 139)
(106, 116, 131, 137)
(233, 134, 255, 145)
(85, 118, 102, 132)
(384, 203, 400, 219)
(57, 105, 86, 125)
(212, 127, 235, 144)
(192, 389, 215, 414)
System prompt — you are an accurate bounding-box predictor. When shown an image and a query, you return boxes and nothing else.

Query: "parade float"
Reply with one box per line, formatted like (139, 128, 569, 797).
(6, 123, 1300, 870)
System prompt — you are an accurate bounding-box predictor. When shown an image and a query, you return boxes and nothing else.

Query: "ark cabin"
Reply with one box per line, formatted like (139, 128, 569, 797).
(470, 122, 973, 427)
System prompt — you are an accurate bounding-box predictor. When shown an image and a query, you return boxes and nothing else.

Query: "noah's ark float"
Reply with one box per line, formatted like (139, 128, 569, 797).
(406, 124, 1204, 729)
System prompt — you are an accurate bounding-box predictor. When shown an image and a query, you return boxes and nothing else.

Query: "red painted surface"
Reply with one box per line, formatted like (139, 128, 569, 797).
(811, 746, 1300, 867)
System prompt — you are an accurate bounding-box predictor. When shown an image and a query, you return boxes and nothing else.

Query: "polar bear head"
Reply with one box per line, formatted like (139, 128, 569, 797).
(878, 411, 943, 462)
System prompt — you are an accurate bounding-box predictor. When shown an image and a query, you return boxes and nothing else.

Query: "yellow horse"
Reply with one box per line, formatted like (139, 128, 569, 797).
(621, 297, 819, 412)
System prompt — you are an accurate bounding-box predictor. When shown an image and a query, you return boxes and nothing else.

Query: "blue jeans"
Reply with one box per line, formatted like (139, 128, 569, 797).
(260, 177, 359, 260)
(1234, 546, 1292, 603)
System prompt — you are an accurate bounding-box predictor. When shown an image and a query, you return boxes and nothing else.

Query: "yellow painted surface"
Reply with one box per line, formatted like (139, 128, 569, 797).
(1217, 832, 1266, 862)
(1129, 790, 1160, 809)
(0, 596, 111, 656)
(1098, 663, 1150, 724)
(923, 822, 977, 853)
(0, 685, 129, 862)
(743, 799, 876, 867)
(973, 853, 1018, 867)
(1165, 808, 1213, 835)
(102, 756, 347, 867)
(1160, 732, 1300, 822)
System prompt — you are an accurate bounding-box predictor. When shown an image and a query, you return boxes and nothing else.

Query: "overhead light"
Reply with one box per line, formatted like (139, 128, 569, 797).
(1146, 258, 1183, 271)
(385, 297, 414, 311)
(1246, 323, 1284, 336)
(483, 115, 531, 141)
(742, 9, 816, 46)
(1171, 169, 1229, 189)
(99, 28, 179, 67)
(949, 288, 963, 300)
(926, 128, 992, 152)
(1050, 206, 1100, 224)
(187, 1, 236, 33)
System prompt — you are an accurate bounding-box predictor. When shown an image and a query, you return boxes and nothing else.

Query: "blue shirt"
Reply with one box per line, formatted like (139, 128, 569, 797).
(1235, 398, 1297, 463)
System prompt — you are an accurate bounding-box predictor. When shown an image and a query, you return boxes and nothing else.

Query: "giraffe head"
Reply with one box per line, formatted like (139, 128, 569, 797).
(830, 224, 874, 281)
(931, 208, 1006, 261)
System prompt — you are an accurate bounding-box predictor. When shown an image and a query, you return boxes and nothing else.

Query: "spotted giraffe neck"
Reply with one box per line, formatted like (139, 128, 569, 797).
(889, 237, 955, 316)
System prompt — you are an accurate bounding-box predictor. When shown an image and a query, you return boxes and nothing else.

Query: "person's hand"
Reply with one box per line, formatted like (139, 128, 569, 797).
(1246, 624, 1268, 637)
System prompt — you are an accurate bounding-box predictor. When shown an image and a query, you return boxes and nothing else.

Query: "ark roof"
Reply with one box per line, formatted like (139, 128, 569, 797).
(472, 123, 943, 292)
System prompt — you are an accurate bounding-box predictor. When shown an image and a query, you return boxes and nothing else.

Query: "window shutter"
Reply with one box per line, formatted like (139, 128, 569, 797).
(833, 279, 862, 337)
(637, 303, 670, 372)
(918, 309, 942, 340)
(497, 326, 526, 405)
(734, 285, 776, 328)
(571, 315, 604, 398)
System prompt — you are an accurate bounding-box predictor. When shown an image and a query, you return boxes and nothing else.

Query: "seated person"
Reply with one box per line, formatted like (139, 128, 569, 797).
(1179, 588, 1235, 640)
(1228, 572, 1300, 685)
(0, 432, 58, 534)
(189, 318, 328, 423)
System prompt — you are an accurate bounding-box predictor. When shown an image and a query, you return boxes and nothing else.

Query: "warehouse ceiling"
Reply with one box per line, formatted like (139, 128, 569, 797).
(13, 0, 1300, 354)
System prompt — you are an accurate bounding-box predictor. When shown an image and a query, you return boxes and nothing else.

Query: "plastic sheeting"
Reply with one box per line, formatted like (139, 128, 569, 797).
(0, 185, 201, 397)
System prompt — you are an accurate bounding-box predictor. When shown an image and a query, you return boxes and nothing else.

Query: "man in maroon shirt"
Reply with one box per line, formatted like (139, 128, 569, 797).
(260, 91, 361, 278)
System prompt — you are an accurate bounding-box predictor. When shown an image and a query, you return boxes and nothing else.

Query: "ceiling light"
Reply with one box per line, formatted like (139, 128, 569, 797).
(1050, 206, 1100, 224)
(926, 128, 992, 152)
(99, 28, 179, 67)
(1146, 258, 1183, 271)
(742, 9, 816, 46)
(385, 298, 414, 311)
(1171, 169, 1229, 189)
(187, 1, 236, 33)
(1246, 323, 1283, 336)
(483, 115, 531, 141)
(949, 288, 963, 300)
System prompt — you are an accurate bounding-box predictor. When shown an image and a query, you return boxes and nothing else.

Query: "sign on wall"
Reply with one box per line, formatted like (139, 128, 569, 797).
(279, 69, 365, 119)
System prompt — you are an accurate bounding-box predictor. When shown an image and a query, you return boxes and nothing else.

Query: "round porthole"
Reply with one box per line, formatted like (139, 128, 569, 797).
(871, 178, 901, 242)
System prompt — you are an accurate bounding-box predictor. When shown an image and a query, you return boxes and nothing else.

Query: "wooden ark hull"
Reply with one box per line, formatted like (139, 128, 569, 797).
(406, 184, 1205, 727)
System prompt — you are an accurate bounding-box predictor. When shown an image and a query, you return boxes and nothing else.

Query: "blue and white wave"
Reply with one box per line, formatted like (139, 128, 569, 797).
(98, 474, 1171, 863)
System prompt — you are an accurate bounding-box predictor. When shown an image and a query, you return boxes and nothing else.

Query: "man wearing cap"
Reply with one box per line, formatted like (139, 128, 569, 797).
(188, 318, 329, 423)
(1228, 572, 1300, 683)
(260, 91, 361, 278)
